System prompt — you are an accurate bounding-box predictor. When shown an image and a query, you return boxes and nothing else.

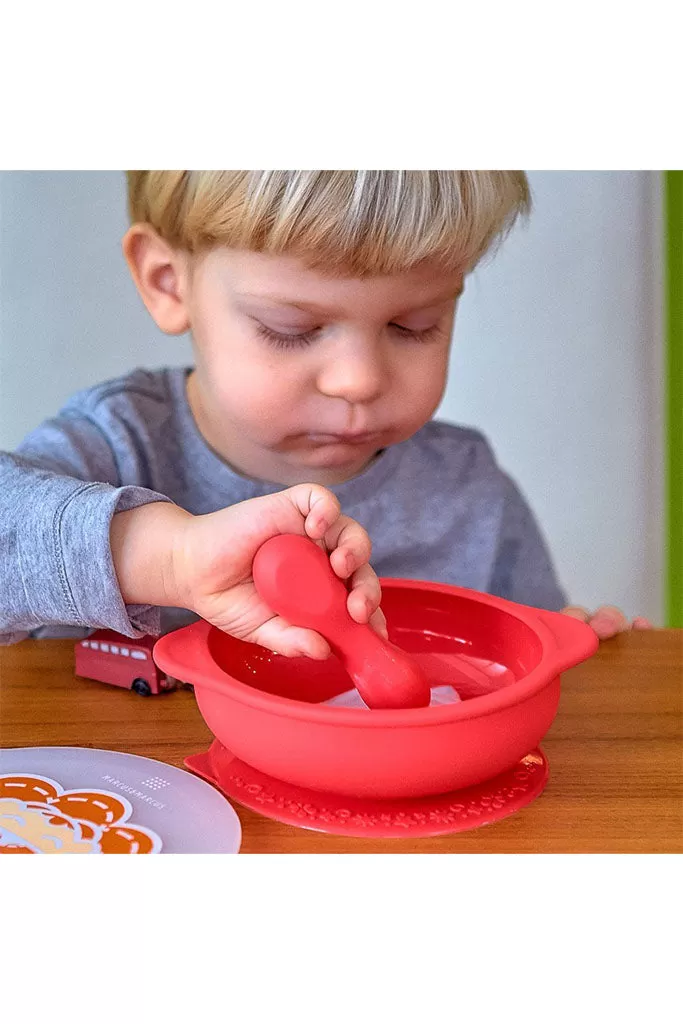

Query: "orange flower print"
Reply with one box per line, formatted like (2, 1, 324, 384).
(0, 774, 162, 854)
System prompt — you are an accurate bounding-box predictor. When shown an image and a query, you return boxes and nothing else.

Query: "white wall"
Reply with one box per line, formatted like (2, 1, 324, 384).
(0, 171, 664, 622)
(0, 171, 192, 448)
(438, 171, 664, 623)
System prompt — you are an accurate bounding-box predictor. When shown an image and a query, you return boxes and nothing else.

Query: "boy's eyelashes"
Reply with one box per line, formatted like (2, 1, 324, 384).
(254, 322, 321, 349)
(252, 320, 444, 350)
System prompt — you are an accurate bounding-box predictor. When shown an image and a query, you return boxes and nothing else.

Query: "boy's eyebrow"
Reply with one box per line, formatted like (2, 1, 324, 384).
(236, 286, 463, 316)
(237, 294, 336, 314)
(394, 286, 465, 314)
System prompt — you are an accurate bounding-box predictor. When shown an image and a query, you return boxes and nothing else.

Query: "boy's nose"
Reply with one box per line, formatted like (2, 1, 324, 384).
(316, 338, 385, 405)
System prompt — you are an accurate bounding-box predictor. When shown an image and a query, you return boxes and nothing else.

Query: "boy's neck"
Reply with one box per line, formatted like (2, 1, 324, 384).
(185, 371, 382, 487)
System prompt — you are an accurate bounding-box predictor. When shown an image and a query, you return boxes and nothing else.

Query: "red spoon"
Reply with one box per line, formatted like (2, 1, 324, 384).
(252, 534, 431, 710)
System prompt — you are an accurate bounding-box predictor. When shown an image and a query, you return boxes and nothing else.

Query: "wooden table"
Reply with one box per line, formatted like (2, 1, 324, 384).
(1, 631, 681, 852)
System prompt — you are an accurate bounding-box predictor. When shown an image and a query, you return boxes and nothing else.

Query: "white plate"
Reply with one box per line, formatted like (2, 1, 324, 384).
(0, 746, 241, 854)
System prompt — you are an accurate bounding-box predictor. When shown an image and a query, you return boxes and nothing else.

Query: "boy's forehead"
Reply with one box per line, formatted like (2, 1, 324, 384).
(205, 248, 464, 313)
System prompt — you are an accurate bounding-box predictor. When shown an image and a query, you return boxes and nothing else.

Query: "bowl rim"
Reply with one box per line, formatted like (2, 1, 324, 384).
(153, 579, 597, 728)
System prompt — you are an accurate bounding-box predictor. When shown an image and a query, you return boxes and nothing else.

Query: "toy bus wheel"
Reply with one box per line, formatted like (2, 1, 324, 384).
(132, 678, 152, 697)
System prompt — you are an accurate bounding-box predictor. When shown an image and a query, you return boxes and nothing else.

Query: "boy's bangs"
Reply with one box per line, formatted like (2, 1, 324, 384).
(127, 170, 531, 275)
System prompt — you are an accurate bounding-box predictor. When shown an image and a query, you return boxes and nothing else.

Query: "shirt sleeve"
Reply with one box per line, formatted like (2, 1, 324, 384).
(488, 474, 568, 611)
(0, 411, 173, 645)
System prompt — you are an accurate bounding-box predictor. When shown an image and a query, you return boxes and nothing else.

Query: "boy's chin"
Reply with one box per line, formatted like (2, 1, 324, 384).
(283, 442, 382, 484)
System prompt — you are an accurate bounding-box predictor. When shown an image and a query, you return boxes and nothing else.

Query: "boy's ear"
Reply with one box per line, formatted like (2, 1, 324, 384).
(122, 224, 191, 335)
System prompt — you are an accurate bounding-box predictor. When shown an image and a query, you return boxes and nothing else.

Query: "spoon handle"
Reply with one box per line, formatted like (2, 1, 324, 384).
(252, 535, 431, 709)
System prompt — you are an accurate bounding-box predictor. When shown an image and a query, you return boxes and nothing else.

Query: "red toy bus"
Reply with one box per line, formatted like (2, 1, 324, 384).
(74, 630, 176, 696)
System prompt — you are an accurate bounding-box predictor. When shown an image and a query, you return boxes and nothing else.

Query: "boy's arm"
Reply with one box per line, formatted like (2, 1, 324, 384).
(1, 418, 385, 656)
(488, 475, 568, 612)
(0, 414, 174, 644)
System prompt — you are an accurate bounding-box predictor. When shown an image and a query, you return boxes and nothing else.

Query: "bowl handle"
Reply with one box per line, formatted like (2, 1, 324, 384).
(533, 608, 599, 673)
(153, 620, 218, 688)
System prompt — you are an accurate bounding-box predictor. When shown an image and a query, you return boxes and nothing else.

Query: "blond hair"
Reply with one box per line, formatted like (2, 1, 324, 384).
(126, 170, 530, 276)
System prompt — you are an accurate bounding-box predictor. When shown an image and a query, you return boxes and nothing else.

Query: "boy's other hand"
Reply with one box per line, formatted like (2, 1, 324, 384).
(562, 604, 654, 640)
(175, 484, 386, 658)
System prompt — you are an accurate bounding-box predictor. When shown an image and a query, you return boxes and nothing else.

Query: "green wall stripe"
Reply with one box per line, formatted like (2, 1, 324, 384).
(665, 171, 683, 627)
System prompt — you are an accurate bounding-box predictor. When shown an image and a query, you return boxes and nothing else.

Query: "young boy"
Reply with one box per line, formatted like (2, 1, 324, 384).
(0, 170, 651, 655)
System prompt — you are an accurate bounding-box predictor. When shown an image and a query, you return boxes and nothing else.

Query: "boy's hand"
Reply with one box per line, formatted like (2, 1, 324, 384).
(562, 605, 653, 640)
(173, 484, 386, 658)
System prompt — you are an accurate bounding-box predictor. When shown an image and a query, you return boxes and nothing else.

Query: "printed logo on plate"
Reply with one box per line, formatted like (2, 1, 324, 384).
(140, 776, 170, 791)
(0, 773, 163, 854)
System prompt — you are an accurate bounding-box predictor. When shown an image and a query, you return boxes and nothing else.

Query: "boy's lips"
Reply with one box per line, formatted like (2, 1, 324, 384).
(306, 431, 382, 446)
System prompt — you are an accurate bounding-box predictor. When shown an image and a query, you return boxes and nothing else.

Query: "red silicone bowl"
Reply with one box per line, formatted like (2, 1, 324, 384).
(153, 581, 598, 799)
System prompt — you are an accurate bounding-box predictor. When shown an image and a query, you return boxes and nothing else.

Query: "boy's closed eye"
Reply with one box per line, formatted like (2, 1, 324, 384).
(252, 319, 446, 349)
(240, 287, 462, 352)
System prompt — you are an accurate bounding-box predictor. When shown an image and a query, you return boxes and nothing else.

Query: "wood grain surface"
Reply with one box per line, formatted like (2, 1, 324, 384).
(1, 630, 681, 853)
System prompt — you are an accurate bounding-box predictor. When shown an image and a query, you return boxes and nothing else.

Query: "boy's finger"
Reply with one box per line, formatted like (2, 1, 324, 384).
(284, 484, 341, 538)
(345, 563, 382, 623)
(347, 590, 388, 638)
(590, 605, 630, 639)
(326, 517, 373, 578)
(589, 619, 619, 640)
(369, 606, 389, 640)
(562, 606, 591, 622)
(250, 618, 331, 660)
(632, 616, 654, 630)
(231, 486, 341, 555)
(591, 605, 630, 629)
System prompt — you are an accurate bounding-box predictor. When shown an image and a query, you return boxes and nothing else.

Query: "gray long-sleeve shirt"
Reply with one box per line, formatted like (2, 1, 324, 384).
(0, 366, 567, 645)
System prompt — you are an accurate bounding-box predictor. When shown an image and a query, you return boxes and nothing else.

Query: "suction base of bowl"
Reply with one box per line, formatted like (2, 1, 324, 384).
(185, 742, 549, 839)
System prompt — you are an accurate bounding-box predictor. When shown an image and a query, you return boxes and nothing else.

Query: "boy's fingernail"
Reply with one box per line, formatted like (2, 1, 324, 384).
(592, 617, 616, 636)
(308, 512, 327, 533)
